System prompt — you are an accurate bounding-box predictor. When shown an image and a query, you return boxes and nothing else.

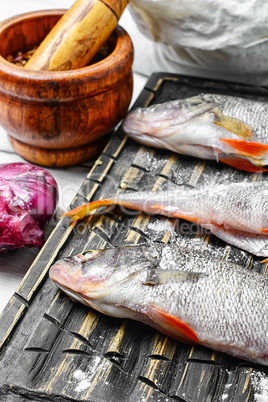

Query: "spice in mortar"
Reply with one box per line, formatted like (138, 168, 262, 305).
(6, 43, 112, 68)
(6, 47, 37, 67)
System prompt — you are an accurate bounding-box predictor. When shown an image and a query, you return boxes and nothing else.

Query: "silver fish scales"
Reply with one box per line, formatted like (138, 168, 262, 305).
(63, 181, 268, 257)
(49, 243, 268, 366)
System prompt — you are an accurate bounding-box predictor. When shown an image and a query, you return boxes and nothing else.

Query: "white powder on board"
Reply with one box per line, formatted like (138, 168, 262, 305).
(250, 371, 268, 402)
(148, 219, 175, 234)
(73, 356, 102, 393)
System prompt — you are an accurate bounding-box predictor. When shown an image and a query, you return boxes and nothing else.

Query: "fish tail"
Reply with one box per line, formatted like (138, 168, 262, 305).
(62, 199, 115, 221)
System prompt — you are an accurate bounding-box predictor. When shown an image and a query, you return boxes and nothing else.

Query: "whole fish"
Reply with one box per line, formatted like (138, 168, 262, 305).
(63, 181, 268, 257)
(122, 93, 268, 172)
(49, 243, 268, 366)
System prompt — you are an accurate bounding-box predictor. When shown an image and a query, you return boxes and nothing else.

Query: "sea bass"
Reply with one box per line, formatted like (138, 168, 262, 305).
(63, 181, 268, 257)
(49, 243, 268, 366)
(123, 93, 268, 172)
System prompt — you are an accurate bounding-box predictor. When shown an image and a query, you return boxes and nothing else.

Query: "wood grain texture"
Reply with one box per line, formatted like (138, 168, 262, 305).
(0, 73, 267, 401)
(25, 0, 129, 71)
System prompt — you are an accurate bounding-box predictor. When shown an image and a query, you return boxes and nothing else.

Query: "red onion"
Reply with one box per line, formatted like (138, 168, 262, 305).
(0, 163, 58, 252)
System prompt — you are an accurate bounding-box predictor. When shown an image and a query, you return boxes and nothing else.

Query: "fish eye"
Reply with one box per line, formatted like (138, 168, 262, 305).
(80, 249, 101, 261)
(81, 250, 95, 257)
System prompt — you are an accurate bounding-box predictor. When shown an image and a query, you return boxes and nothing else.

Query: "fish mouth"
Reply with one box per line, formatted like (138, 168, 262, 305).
(49, 262, 83, 293)
(125, 131, 171, 149)
(49, 261, 120, 301)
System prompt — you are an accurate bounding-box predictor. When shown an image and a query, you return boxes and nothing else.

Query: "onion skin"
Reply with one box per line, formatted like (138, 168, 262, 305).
(0, 163, 58, 252)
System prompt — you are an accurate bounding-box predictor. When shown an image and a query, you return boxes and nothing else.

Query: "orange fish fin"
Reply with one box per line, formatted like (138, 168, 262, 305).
(261, 258, 268, 263)
(220, 138, 268, 158)
(213, 110, 252, 139)
(151, 205, 200, 222)
(148, 305, 199, 343)
(260, 228, 268, 234)
(62, 199, 114, 221)
(219, 156, 267, 173)
(172, 213, 200, 223)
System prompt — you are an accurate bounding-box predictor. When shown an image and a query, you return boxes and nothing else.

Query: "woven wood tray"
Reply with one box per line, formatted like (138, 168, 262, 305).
(0, 73, 267, 402)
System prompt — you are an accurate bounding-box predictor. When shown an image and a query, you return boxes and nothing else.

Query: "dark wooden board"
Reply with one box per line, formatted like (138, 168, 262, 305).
(0, 73, 267, 402)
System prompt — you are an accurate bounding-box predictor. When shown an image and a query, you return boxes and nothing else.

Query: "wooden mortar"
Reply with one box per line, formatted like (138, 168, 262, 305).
(0, 10, 133, 167)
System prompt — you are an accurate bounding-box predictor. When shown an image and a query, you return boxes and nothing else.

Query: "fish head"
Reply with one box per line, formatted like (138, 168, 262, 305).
(122, 95, 214, 146)
(49, 244, 161, 312)
(50, 244, 205, 345)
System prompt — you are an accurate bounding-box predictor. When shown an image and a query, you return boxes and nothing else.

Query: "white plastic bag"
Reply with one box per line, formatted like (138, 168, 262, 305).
(126, 0, 268, 85)
(129, 0, 268, 50)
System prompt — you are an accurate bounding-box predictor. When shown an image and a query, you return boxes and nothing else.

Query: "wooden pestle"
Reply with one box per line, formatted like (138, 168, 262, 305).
(25, 0, 129, 71)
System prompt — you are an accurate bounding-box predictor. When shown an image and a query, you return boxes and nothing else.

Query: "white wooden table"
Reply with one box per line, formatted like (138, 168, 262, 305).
(0, 1, 147, 313)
